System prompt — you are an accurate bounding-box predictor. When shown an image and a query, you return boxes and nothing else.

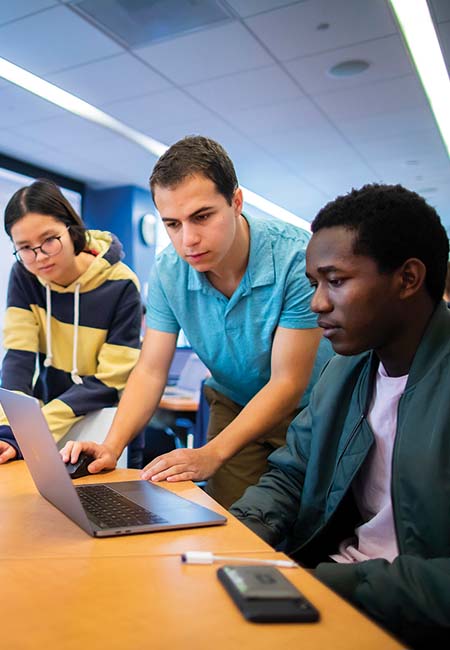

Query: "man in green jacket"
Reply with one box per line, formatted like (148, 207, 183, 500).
(231, 183, 450, 648)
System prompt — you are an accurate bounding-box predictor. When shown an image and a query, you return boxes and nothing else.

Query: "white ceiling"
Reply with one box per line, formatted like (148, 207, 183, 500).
(0, 0, 449, 229)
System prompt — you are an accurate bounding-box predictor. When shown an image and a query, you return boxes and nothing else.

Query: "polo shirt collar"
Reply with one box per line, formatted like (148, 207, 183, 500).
(245, 212, 275, 288)
(187, 212, 275, 293)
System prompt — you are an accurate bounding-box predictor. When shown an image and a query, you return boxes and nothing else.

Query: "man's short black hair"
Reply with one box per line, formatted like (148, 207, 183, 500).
(149, 135, 238, 205)
(311, 183, 449, 304)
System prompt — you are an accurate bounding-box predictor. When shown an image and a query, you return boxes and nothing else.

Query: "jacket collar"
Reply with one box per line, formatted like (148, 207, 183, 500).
(355, 301, 450, 411)
(361, 301, 450, 394)
(405, 300, 450, 388)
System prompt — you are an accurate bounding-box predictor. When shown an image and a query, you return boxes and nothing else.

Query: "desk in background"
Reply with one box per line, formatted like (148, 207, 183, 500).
(0, 463, 403, 650)
(137, 351, 208, 460)
(158, 394, 198, 412)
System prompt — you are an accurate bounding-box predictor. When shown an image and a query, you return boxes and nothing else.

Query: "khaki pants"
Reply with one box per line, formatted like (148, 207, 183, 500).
(204, 386, 299, 510)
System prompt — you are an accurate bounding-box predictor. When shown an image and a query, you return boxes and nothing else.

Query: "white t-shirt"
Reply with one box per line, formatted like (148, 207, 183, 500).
(332, 362, 408, 564)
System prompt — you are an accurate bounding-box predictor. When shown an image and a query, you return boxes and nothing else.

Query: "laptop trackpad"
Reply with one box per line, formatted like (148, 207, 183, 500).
(104, 480, 224, 526)
(107, 480, 198, 512)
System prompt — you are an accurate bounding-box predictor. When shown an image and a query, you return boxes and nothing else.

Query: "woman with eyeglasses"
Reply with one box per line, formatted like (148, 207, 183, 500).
(0, 178, 142, 464)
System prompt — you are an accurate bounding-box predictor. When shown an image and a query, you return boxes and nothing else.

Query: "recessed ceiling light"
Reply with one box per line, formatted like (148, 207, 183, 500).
(316, 22, 330, 31)
(328, 60, 370, 78)
(419, 187, 437, 194)
(406, 159, 420, 165)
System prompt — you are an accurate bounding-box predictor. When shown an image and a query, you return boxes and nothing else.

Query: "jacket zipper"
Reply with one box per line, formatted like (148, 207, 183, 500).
(290, 412, 367, 557)
(325, 412, 366, 502)
(390, 393, 405, 554)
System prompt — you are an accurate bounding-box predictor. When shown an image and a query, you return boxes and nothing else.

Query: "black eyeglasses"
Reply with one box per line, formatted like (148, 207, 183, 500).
(13, 226, 70, 264)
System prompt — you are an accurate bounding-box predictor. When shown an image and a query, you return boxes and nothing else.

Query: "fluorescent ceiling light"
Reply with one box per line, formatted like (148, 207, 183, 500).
(0, 57, 167, 158)
(389, 0, 450, 158)
(0, 56, 310, 230)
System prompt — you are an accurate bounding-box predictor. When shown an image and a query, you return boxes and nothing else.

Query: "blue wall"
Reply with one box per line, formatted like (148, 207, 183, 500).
(83, 185, 156, 295)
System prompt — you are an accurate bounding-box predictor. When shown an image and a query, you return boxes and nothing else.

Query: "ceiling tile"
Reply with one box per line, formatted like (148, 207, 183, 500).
(437, 20, 450, 76)
(134, 22, 273, 85)
(0, 4, 122, 76)
(0, 127, 49, 161)
(73, 0, 232, 49)
(314, 74, 428, 122)
(47, 53, 171, 106)
(339, 106, 438, 143)
(373, 163, 450, 189)
(0, 128, 107, 184)
(286, 34, 414, 95)
(148, 114, 249, 155)
(105, 88, 213, 133)
(238, 153, 330, 219)
(30, 147, 114, 183)
(246, 0, 396, 61)
(226, 1, 303, 18)
(0, 1, 56, 26)
(254, 174, 330, 221)
(260, 123, 375, 175)
(355, 129, 449, 165)
(0, 83, 65, 128)
(429, 0, 450, 22)
(12, 113, 115, 149)
(74, 132, 158, 187)
(187, 65, 302, 113)
(301, 168, 379, 201)
(225, 97, 333, 138)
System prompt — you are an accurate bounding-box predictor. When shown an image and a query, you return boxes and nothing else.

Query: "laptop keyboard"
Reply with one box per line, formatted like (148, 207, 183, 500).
(76, 484, 169, 530)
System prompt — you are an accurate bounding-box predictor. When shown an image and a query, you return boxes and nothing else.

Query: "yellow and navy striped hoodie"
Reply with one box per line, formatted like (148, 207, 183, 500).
(0, 230, 142, 457)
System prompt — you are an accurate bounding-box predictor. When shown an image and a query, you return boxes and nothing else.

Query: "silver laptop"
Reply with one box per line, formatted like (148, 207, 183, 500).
(0, 387, 226, 537)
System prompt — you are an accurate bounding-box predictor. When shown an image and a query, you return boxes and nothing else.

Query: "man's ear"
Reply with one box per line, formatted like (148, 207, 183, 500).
(398, 258, 427, 299)
(233, 187, 243, 216)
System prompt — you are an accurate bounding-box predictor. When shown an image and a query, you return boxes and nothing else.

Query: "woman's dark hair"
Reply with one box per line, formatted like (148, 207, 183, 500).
(4, 179, 87, 255)
(150, 135, 238, 205)
(311, 183, 449, 304)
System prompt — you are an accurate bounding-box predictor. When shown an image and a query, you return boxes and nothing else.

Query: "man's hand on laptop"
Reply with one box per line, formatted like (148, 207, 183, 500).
(60, 441, 118, 473)
(141, 446, 221, 483)
(0, 441, 17, 464)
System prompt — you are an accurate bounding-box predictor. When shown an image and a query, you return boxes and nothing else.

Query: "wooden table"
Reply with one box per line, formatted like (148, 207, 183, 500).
(0, 552, 401, 650)
(0, 462, 403, 650)
(0, 462, 270, 559)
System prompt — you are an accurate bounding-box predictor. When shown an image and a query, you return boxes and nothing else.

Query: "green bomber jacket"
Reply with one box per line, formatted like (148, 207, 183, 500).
(231, 301, 450, 647)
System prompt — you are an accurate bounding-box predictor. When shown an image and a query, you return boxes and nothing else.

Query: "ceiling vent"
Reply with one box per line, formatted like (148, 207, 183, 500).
(72, 0, 233, 47)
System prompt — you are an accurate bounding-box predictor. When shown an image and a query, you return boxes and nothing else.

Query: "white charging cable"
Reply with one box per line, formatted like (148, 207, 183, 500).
(181, 551, 297, 568)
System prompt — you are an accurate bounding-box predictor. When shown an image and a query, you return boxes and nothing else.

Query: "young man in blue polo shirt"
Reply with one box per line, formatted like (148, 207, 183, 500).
(62, 136, 331, 508)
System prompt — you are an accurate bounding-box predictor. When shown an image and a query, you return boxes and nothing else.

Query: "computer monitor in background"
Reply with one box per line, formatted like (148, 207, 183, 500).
(167, 347, 194, 385)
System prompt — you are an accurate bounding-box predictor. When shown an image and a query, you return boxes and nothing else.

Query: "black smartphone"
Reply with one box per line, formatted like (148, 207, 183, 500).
(217, 565, 320, 623)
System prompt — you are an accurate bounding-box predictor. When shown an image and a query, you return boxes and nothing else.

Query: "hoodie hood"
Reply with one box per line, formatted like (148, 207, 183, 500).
(40, 230, 126, 384)
(36, 229, 125, 294)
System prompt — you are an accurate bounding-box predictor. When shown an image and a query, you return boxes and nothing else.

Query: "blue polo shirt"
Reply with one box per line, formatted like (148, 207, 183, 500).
(146, 212, 332, 406)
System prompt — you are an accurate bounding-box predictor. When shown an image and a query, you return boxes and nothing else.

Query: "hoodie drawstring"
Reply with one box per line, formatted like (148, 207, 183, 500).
(43, 284, 53, 368)
(44, 283, 83, 385)
(71, 283, 83, 384)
